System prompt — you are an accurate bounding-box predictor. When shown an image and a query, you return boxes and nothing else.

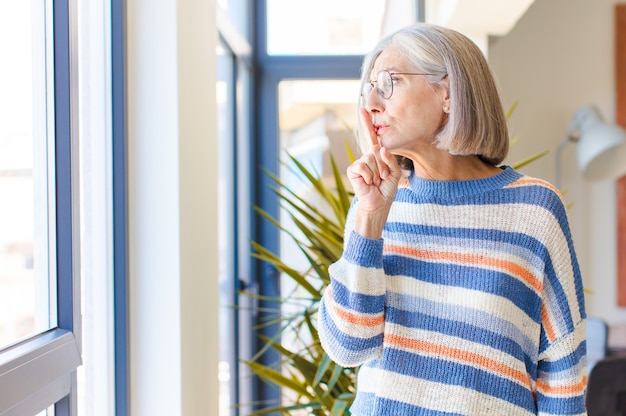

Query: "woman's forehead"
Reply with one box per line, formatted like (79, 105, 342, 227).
(371, 47, 411, 73)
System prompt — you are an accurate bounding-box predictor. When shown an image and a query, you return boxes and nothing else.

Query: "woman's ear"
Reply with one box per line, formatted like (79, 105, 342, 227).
(441, 76, 450, 113)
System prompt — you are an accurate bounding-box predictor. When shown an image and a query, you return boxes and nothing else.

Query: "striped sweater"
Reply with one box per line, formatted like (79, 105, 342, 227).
(318, 166, 587, 415)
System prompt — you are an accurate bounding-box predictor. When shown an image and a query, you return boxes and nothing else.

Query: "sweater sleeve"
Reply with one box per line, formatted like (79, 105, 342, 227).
(318, 228, 387, 367)
(535, 191, 588, 416)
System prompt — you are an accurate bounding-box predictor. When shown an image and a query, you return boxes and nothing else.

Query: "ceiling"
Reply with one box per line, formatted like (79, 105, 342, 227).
(382, 0, 537, 53)
(425, 0, 536, 51)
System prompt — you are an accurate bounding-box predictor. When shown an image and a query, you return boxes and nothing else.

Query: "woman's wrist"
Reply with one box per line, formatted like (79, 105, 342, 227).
(353, 208, 390, 240)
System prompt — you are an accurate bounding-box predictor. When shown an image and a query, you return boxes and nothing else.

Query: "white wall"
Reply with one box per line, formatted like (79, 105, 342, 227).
(126, 0, 219, 414)
(489, 0, 626, 324)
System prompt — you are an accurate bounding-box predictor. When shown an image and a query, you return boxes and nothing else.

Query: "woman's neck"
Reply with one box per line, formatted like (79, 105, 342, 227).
(410, 152, 501, 181)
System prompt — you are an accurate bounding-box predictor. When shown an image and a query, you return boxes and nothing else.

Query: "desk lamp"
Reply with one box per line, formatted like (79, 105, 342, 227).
(555, 105, 626, 188)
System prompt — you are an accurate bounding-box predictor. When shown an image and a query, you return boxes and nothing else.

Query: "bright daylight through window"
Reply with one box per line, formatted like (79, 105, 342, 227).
(0, 0, 56, 350)
(266, 0, 386, 55)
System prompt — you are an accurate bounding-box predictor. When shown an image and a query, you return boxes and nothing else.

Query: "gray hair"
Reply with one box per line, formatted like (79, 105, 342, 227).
(357, 23, 509, 167)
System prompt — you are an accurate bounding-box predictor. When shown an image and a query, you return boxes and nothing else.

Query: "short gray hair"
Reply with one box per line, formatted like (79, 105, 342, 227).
(357, 23, 509, 167)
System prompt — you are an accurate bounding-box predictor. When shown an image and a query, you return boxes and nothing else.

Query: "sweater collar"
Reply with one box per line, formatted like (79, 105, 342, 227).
(407, 165, 523, 200)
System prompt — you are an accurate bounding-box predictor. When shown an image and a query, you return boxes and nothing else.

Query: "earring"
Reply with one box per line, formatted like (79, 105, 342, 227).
(443, 105, 450, 113)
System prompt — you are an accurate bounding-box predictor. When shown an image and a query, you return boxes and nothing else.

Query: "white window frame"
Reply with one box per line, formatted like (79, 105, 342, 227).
(0, 0, 82, 414)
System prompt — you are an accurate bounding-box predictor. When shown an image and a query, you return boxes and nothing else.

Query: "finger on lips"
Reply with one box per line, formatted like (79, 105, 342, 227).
(359, 107, 378, 147)
(355, 107, 396, 185)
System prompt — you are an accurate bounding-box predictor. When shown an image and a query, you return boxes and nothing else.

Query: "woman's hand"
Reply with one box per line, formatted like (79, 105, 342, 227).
(348, 108, 402, 239)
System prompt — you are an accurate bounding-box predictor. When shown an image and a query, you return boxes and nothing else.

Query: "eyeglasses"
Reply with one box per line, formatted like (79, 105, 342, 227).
(361, 70, 434, 100)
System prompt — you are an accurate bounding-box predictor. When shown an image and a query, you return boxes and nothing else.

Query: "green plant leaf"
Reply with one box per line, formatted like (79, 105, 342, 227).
(244, 360, 312, 398)
(312, 352, 333, 388)
(326, 361, 345, 394)
(330, 153, 352, 216)
(330, 398, 350, 416)
(506, 100, 518, 119)
(343, 138, 356, 164)
(511, 150, 549, 170)
(251, 241, 320, 297)
(247, 402, 323, 416)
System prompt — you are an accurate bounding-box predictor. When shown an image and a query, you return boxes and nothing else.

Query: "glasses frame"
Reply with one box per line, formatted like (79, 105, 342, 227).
(361, 70, 435, 101)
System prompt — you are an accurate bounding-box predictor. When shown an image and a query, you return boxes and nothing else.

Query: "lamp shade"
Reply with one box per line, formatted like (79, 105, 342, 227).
(574, 105, 626, 181)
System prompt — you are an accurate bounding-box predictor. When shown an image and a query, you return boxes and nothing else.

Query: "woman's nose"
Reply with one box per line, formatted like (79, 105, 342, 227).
(363, 90, 384, 113)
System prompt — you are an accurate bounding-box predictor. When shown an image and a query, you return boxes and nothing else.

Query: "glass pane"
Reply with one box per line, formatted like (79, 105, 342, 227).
(217, 42, 236, 416)
(217, 0, 250, 41)
(0, 2, 56, 348)
(278, 79, 359, 167)
(35, 405, 55, 416)
(267, 0, 386, 55)
(277, 80, 358, 410)
(234, 62, 253, 416)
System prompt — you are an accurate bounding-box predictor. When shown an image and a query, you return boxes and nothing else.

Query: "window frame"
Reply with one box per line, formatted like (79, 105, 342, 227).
(111, 0, 129, 414)
(0, 0, 82, 414)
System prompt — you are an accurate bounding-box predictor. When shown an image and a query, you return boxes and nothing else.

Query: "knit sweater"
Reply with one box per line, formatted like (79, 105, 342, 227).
(318, 166, 587, 416)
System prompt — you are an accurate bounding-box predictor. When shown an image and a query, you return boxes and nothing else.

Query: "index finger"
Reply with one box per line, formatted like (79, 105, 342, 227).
(359, 107, 379, 147)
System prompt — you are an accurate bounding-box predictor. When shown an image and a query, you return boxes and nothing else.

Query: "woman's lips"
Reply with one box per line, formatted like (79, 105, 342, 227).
(374, 124, 388, 135)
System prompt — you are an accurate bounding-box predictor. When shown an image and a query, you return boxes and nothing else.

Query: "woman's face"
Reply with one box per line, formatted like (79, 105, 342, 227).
(362, 46, 449, 160)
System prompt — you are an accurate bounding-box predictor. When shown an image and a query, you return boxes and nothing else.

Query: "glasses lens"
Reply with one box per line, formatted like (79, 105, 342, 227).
(361, 82, 373, 99)
(378, 71, 392, 99)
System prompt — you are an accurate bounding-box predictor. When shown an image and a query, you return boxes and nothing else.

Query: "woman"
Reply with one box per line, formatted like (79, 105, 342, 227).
(318, 23, 587, 415)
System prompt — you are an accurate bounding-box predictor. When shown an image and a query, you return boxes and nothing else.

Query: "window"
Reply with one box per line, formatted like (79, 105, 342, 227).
(217, 3, 254, 415)
(0, 1, 82, 415)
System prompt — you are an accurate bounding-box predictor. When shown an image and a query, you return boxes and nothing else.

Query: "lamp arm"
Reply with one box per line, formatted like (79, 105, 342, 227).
(554, 119, 580, 190)
(555, 134, 573, 190)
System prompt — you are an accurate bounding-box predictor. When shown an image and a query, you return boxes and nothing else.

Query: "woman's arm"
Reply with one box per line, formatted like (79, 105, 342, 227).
(318, 230, 387, 367)
(535, 190, 588, 416)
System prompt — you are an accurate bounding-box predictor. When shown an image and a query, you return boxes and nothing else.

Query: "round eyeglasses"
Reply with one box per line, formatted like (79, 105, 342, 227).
(361, 70, 435, 100)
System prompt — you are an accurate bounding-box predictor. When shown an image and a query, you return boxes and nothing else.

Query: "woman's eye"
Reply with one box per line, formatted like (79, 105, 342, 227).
(382, 77, 396, 88)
